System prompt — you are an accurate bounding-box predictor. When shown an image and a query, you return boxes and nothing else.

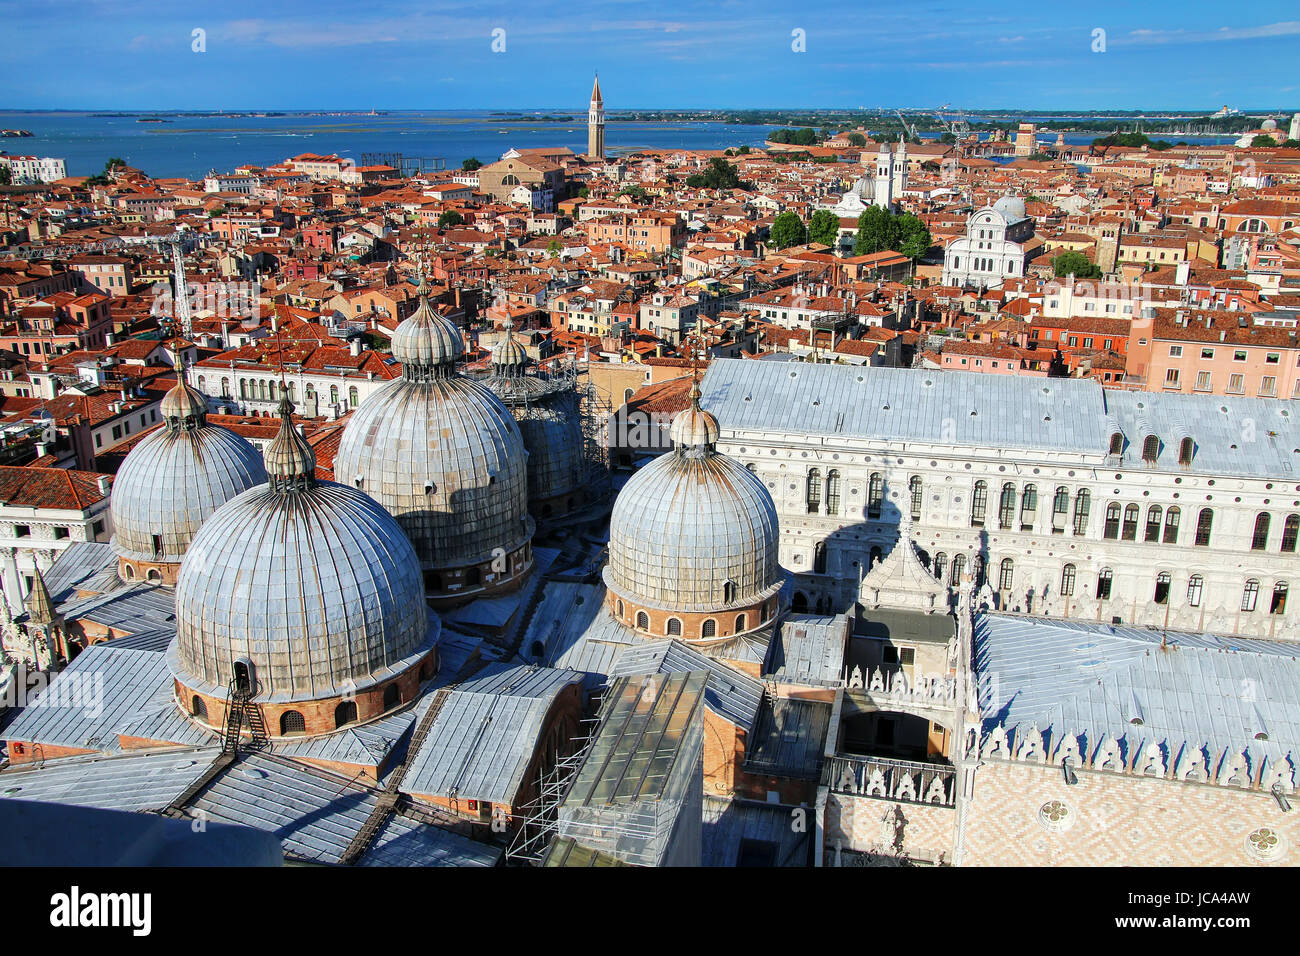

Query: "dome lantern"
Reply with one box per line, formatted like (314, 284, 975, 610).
(390, 274, 464, 380)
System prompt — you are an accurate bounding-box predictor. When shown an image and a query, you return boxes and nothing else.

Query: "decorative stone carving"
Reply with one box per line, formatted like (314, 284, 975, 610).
(1218, 750, 1252, 789)
(1015, 724, 1047, 763)
(1052, 732, 1083, 768)
(1175, 744, 1209, 782)
(981, 725, 1009, 759)
(1262, 756, 1296, 794)
(1093, 736, 1123, 772)
(1134, 742, 1166, 778)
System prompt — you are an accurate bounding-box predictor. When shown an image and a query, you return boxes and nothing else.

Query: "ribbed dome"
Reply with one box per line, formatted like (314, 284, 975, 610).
(391, 279, 464, 370)
(169, 405, 437, 703)
(492, 333, 529, 372)
(605, 394, 781, 612)
(111, 395, 267, 567)
(160, 378, 207, 423)
(517, 401, 586, 506)
(334, 375, 531, 571)
(668, 383, 720, 451)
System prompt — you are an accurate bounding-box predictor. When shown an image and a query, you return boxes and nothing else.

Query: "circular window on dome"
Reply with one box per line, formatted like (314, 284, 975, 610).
(1037, 800, 1073, 833)
(1245, 827, 1284, 862)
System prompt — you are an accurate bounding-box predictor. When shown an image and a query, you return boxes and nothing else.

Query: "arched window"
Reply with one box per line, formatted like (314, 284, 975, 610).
(813, 541, 827, 574)
(1252, 513, 1271, 551)
(792, 592, 808, 613)
(334, 700, 357, 728)
(1144, 505, 1162, 542)
(1103, 502, 1121, 539)
(1108, 432, 1124, 456)
(806, 468, 821, 514)
(1282, 515, 1300, 553)
(1121, 504, 1139, 541)
(197, 375, 206, 391)
(1163, 506, 1181, 544)
(869, 546, 882, 569)
(972, 555, 985, 588)
(933, 552, 947, 582)
(1154, 571, 1171, 605)
(383, 683, 401, 710)
(1073, 489, 1091, 535)
(1187, 574, 1203, 607)
(701, 619, 716, 639)
(723, 581, 736, 604)
(1272, 582, 1289, 616)
(970, 481, 988, 527)
(636, 610, 649, 630)
(146, 568, 162, 583)
(124, 564, 136, 580)
(826, 470, 841, 516)
(1195, 508, 1213, 547)
(191, 696, 207, 719)
(1097, 568, 1114, 600)
(349, 386, 359, 407)
(867, 473, 883, 518)
(240, 379, 248, 399)
(616, 600, 624, 617)
(1142, 434, 1160, 464)
(909, 475, 922, 520)
(998, 483, 1016, 529)
(1020, 484, 1037, 529)
(998, 558, 1014, 591)
(465, 566, 483, 587)
(1241, 579, 1260, 612)
(280, 710, 306, 735)
(329, 385, 339, 406)
(950, 553, 966, 586)
(666, 617, 682, 636)
(221, 376, 230, 397)
(1178, 437, 1194, 466)
(760, 602, 771, 623)
(735, 614, 746, 633)
(1051, 487, 1069, 531)
(1061, 564, 1076, 597)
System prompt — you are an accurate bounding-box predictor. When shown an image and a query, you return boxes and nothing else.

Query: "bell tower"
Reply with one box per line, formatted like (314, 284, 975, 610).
(588, 74, 605, 160)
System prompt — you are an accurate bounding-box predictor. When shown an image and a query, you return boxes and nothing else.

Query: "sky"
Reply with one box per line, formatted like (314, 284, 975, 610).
(1, 0, 1297, 112)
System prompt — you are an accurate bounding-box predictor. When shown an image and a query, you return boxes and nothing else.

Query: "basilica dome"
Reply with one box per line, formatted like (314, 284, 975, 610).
(169, 393, 438, 736)
(333, 279, 534, 604)
(475, 322, 599, 526)
(992, 195, 1027, 221)
(110, 375, 267, 585)
(604, 381, 783, 642)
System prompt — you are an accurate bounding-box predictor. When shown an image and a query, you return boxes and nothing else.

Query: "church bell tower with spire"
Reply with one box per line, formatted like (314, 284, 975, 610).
(587, 73, 605, 160)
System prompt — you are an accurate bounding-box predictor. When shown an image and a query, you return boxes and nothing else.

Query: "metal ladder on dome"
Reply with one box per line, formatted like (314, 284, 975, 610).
(221, 677, 267, 755)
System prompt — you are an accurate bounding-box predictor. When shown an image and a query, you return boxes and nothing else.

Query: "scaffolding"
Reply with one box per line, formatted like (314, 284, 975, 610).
(504, 717, 600, 865)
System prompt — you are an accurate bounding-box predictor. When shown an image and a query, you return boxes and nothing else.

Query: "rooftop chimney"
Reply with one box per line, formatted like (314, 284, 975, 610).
(96, 475, 111, 496)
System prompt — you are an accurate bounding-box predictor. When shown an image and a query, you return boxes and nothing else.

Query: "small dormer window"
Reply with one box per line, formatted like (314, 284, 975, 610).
(1142, 434, 1160, 464)
(1178, 437, 1194, 466)
(1108, 432, 1123, 456)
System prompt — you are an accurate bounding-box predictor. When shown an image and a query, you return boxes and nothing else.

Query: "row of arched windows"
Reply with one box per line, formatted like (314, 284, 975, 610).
(804, 468, 843, 516)
(190, 684, 408, 735)
(236, 379, 360, 407)
(633, 610, 751, 639)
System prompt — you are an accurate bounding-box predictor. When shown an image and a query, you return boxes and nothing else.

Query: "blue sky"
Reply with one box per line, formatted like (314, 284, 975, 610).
(2, 0, 1297, 111)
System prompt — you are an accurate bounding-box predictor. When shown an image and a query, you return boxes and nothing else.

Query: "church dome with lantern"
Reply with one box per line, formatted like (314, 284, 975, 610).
(169, 392, 439, 738)
(474, 319, 602, 526)
(110, 372, 267, 586)
(603, 379, 783, 643)
(333, 278, 534, 605)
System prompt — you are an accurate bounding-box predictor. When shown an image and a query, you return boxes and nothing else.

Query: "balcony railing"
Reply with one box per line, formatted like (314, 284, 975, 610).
(823, 753, 956, 808)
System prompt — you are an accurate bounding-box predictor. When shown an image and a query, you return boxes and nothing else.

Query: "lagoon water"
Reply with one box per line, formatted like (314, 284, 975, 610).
(0, 110, 1239, 180)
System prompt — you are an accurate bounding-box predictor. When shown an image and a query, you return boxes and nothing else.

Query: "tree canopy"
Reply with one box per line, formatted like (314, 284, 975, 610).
(808, 209, 841, 247)
(846, 132, 868, 148)
(769, 210, 807, 250)
(768, 127, 819, 146)
(1051, 249, 1102, 279)
(685, 157, 751, 191)
(853, 207, 931, 260)
(437, 210, 464, 228)
(461, 157, 483, 171)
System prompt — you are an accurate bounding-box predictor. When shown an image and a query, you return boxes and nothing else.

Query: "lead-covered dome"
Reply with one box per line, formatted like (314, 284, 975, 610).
(992, 195, 1026, 221)
(604, 380, 783, 641)
(334, 280, 534, 604)
(111, 374, 267, 585)
(169, 392, 438, 735)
